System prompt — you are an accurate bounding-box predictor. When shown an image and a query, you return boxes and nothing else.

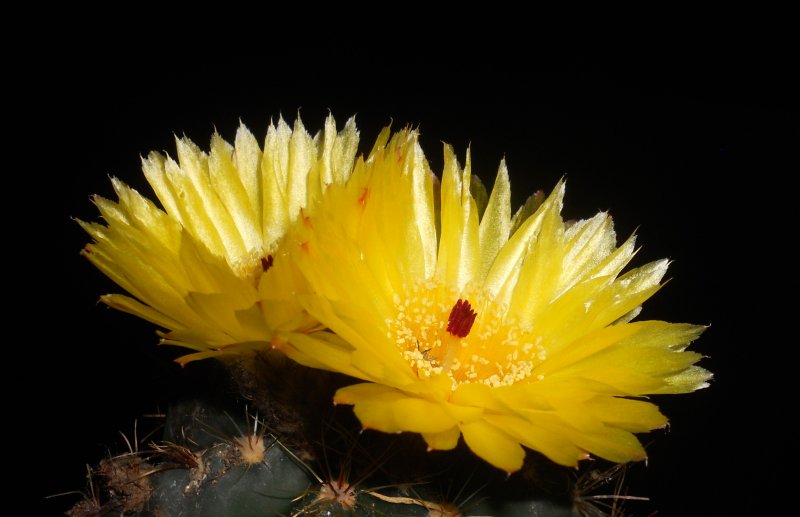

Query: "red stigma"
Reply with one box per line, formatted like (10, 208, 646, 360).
(261, 255, 274, 272)
(447, 299, 477, 338)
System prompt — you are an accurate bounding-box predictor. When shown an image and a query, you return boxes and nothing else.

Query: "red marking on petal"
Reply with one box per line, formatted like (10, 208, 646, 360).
(261, 254, 274, 272)
(358, 187, 369, 207)
(299, 208, 313, 227)
(447, 299, 477, 338)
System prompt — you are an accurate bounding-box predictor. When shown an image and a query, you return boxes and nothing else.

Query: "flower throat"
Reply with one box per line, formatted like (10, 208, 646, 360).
(389, 280, 547, 390)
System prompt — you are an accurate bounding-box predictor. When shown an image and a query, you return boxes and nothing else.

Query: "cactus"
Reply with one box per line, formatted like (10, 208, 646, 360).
(66, 356, 634, 516)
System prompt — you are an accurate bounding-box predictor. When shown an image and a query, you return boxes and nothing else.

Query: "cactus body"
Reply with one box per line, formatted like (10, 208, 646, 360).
(70, 397, 595, 516)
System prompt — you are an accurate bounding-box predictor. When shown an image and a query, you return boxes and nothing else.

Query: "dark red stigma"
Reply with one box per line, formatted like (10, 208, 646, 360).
(261, 255, 274, 272)
(447, 299, 477, 338)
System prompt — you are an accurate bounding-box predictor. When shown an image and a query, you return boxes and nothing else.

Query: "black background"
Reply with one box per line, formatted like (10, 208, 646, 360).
(24, 39, 788, 515)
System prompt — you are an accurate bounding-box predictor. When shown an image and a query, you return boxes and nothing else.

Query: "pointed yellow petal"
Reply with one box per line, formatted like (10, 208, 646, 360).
(587, 396, 668, 433)
(286, 117, 315, 220)
(141, 152, 182, 223)
(570, 425, 647, 463)
(510, 185, 565, 328)
(208, 133, 261, 255)
(477, 160, 511, 282)
(175, 136, 246, 260)
(560, 213, 615, 284)
(436, 145, 479, 290)
(233, 123, 263, 225)
(483, 179, 564, 302)
(99, 293, 182, 331)
(658, 365, 713, 393)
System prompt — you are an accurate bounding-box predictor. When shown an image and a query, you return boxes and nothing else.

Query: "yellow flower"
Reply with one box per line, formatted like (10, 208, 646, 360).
(80, 115, 359, 363)
(277, 126, 710, 472)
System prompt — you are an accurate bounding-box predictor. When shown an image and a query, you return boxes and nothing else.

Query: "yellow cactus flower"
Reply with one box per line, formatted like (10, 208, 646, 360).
(79, 115, 359, 363)
(277, 126, 710, 473)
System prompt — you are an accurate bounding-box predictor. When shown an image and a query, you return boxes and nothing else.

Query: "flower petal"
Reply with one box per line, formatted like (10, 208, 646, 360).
(82, 115, 361, 361)
(483, 414, 585, 467)
(477, 160, 511, 282)
(422, 426, 461, 451)
(587, 396, 668, 433)
(436, 145, 480, 291)
(460, 420, 526, 473)
(336, 384, 457, 435)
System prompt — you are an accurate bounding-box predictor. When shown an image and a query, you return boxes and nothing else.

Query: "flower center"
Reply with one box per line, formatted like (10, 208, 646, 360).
(389, 280, 547, 389)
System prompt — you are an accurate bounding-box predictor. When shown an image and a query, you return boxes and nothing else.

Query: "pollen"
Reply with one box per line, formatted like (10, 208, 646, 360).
(389, 280, 547, 389)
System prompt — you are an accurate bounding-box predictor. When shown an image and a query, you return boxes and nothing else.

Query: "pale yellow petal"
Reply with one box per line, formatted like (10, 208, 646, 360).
(175, 136, 246, 260)
(477, 160, 511, 282)
(163, 153, 226, 255)
(141, 152, 182, 224)
(260, 117, 292, 246)
(208, 133, 261, 255)
(286, 117, 315, 220)
(436, 145, 479, 290)
(233, 122, 263, 226)
(657, 365, 713, 393)
(510, 187, 565, 328)
(483, 180, 564, 302)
